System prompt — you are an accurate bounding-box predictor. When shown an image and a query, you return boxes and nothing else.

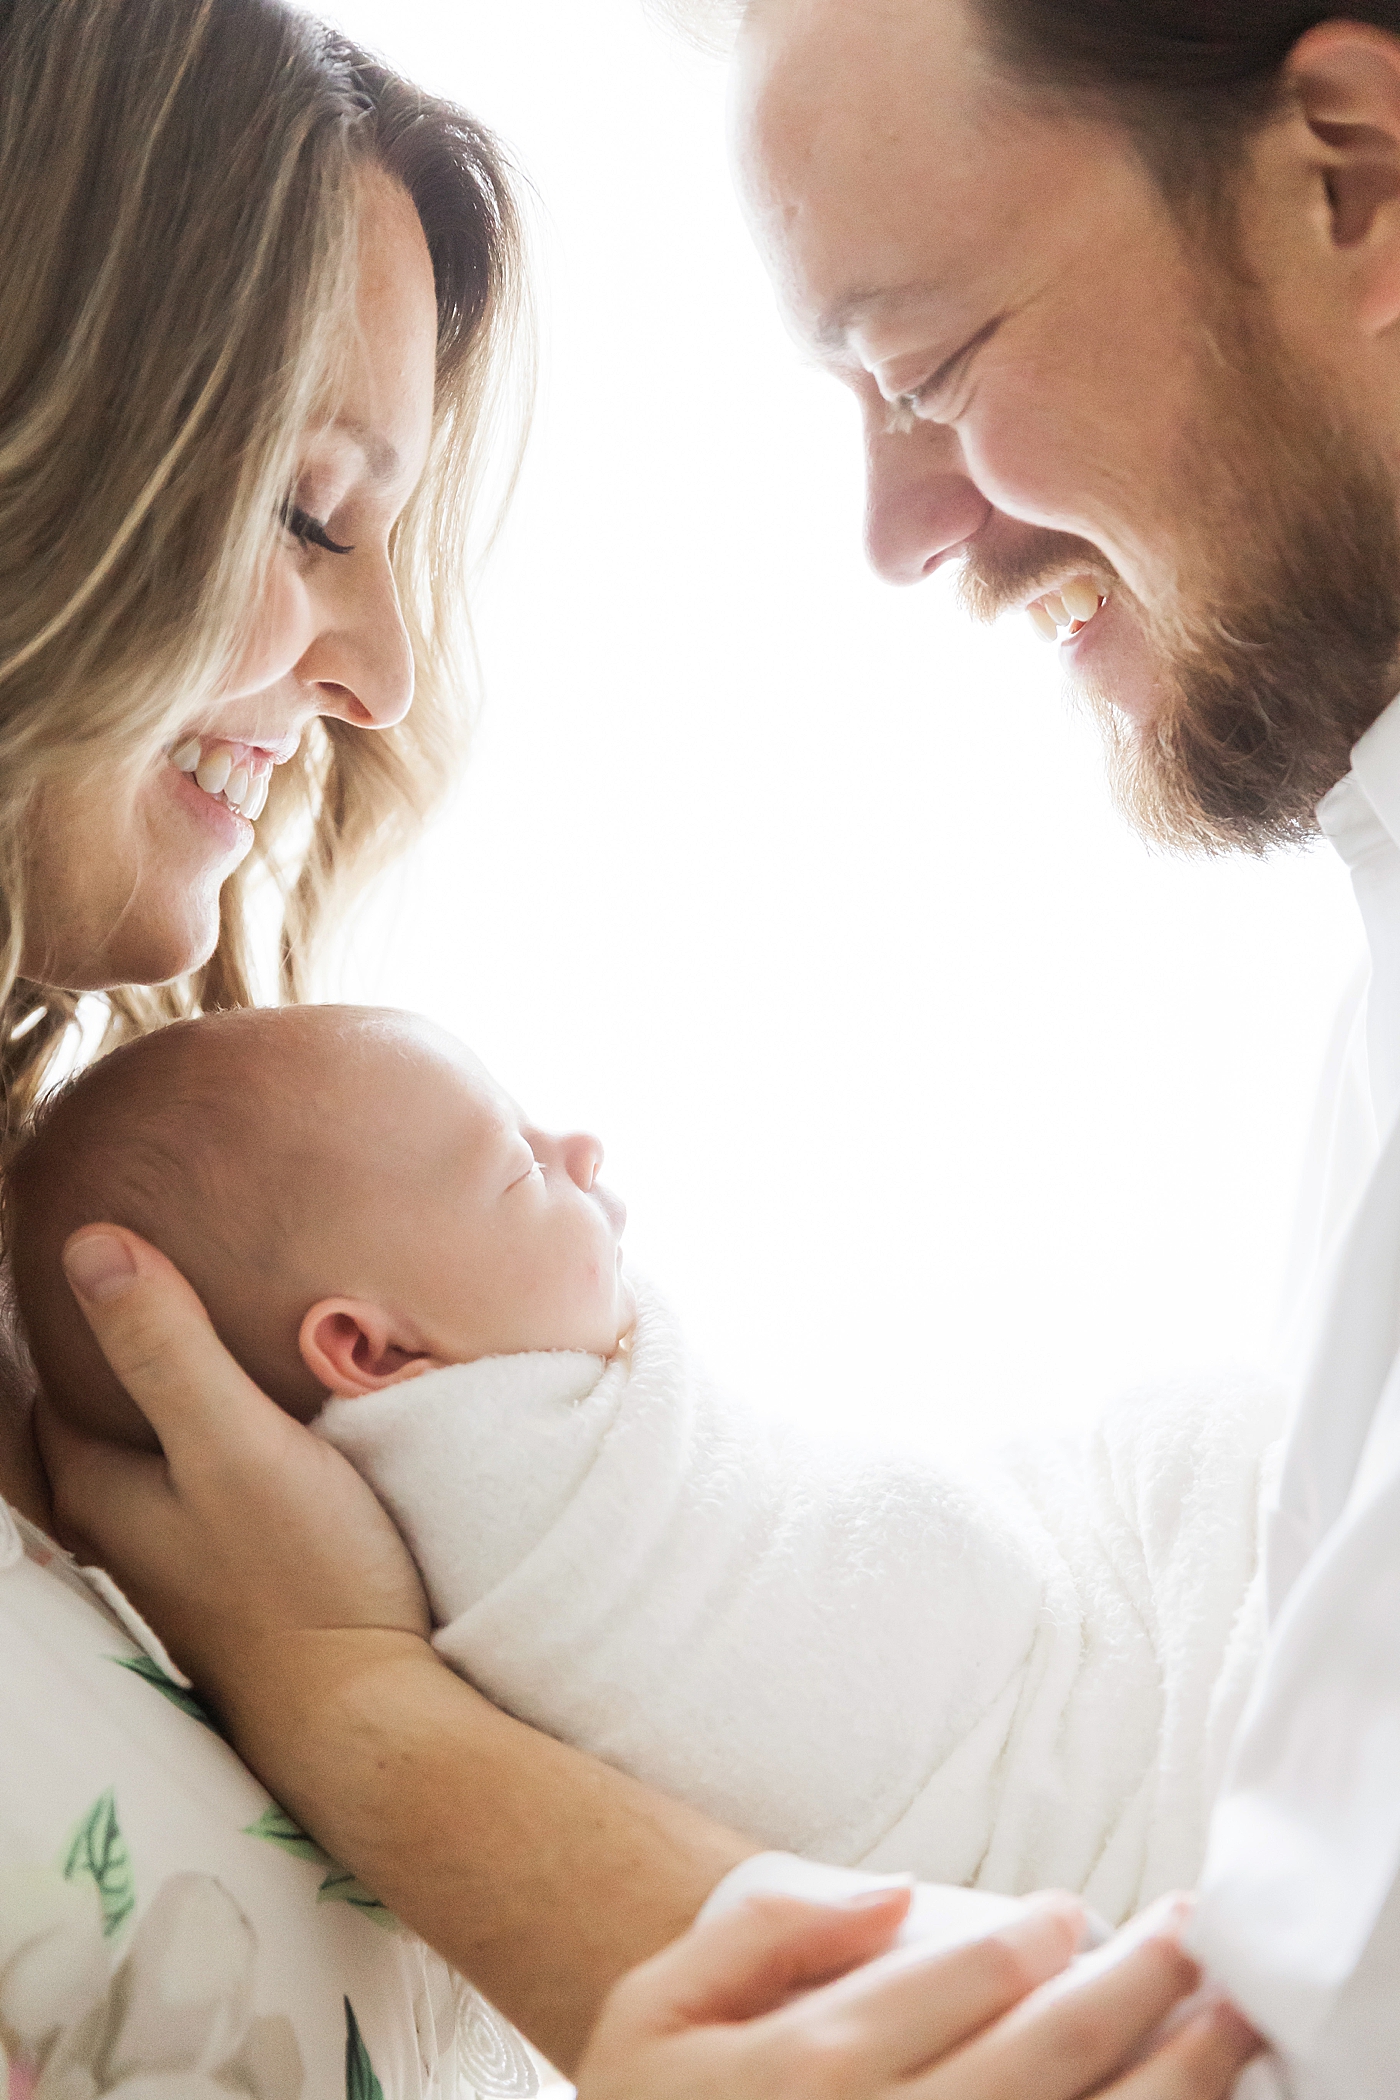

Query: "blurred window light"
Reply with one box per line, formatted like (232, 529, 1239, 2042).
(323, 0, 1365, 1457)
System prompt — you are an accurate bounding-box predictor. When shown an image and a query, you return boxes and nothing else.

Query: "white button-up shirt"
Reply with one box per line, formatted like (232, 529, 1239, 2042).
(1191, 692, 1400, 2097)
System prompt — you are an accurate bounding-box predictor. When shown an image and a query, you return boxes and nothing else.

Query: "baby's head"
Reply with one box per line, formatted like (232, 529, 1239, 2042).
(5, 1006, 631, 1449)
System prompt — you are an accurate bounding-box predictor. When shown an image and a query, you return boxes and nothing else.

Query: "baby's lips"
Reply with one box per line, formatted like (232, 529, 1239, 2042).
(593, 1181, 627, 1235)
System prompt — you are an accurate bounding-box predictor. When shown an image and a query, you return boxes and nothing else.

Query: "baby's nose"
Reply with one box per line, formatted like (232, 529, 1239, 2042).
(563, 1131, 604, 1189)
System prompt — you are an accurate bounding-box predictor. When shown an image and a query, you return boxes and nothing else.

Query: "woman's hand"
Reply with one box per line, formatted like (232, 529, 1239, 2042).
(35, 1225, 432, 1733)
(575, 1889, 1261, 2100)
(33, 1224, 761, 2069)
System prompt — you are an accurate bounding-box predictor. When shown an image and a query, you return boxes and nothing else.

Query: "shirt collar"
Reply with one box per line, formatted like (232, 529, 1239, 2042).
(1318, 690, 1400, 865)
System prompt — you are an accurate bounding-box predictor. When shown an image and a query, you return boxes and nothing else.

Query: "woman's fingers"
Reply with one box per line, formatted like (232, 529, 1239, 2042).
(33, 1396, 167, 1562)
(611, 1888, 914, 2032)
(60, 1226, 272, 1458)
(761, 1892, 1084, 2082)
(38, 1224, 432, 1713)
(908, 1899, 1205, 2100)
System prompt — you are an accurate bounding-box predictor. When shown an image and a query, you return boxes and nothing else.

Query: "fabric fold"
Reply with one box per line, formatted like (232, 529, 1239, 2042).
(318, 1278, 1279, 1920)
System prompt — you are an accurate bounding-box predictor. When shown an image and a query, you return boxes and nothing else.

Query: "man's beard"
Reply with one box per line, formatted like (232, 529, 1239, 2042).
(959, 297, 1400, 856)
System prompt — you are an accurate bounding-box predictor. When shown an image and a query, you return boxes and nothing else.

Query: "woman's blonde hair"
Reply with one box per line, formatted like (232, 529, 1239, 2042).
(0, 0, 531, 1142)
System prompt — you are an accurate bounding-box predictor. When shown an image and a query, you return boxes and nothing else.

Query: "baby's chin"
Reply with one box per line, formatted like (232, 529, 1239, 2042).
(609, 1272, 638, 1353)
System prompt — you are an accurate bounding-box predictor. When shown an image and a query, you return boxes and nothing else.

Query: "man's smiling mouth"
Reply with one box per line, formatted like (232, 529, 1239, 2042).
(1026, 575, 1108, 643)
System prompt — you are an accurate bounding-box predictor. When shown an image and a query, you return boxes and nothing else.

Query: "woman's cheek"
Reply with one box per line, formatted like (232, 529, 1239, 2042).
(222, 556, 312, 701)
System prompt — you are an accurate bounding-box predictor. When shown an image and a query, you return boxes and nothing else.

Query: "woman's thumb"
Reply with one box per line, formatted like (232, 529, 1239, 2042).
(62, 1224, 267, 1453)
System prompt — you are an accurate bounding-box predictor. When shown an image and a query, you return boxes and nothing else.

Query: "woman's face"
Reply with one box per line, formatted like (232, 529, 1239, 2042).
(22, 167, 439, 992)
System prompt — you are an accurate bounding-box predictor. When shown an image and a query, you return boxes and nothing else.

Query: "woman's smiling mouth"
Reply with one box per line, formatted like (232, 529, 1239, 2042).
(168, 733, 297, 821)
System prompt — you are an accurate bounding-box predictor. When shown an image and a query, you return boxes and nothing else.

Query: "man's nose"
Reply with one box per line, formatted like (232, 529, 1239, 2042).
(863, 408, 993, 587)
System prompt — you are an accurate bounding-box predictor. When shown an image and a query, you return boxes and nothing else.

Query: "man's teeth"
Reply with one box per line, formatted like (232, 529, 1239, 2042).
(1028, 576, 1106, 642)
(171, 737, 271, 819)
(1061, 578, 1101, 621)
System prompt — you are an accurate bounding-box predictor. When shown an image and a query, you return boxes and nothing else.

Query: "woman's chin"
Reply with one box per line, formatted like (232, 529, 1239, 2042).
(23, 763, 251, 994)
(42, 896, 226, 994)
(118, 910, 224, 991)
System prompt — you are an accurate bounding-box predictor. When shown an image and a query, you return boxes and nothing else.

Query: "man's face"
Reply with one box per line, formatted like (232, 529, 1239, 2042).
(733, 0, 1400, 850)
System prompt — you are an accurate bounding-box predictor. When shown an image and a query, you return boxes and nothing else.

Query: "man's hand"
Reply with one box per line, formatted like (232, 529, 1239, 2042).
(576, 1889, 1261, 2100)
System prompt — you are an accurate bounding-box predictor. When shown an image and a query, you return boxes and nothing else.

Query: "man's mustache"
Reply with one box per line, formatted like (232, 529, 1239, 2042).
(956, 527, 1119, 623)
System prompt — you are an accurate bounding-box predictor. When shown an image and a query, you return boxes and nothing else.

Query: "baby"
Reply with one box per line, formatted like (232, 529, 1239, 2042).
(3, 1004, 1281, 1926)
(5, 1005, 634, 1446)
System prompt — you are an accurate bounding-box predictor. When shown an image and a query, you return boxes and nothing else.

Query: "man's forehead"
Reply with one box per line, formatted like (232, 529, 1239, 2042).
(735, 0, 1129, 356)
(736, 0, 987, 182)
(734, 0, 1014, 326)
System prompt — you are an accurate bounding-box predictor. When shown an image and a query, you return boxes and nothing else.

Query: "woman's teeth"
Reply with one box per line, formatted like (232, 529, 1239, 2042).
(195, 747, 232, 797)
(170, 737, 271, 820)
(1028, 576, 1106, 643)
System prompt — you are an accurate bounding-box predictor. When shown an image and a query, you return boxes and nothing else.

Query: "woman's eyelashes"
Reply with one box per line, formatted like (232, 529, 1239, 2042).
(280, 498, 354, 556)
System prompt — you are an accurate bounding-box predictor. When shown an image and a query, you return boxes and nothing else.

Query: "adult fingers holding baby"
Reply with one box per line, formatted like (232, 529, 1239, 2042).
(573, 1890, 1260, 2100)
(41, 1216, 1263, 2094)
(37, 1222, 432, 1721)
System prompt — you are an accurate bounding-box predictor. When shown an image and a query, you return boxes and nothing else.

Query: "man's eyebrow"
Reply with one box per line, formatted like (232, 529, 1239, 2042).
(330, 414, 402, 483)
(813, 282, 945, 353)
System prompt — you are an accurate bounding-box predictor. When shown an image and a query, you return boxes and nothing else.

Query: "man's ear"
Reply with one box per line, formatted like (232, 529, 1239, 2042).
(1285, 22, 1400, 330)
(299, 1298, 445, 1397)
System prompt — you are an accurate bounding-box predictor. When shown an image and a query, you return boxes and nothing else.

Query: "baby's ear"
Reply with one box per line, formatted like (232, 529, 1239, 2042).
(299, 1298, 445, 1398)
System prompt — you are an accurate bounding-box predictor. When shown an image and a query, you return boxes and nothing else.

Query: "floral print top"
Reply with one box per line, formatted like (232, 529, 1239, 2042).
(0, 1498, 561, 2100)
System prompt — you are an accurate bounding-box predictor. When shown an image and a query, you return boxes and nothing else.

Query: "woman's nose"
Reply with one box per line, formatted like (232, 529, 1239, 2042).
(300, 550, 415, 731)
(862, 403, 993, 586)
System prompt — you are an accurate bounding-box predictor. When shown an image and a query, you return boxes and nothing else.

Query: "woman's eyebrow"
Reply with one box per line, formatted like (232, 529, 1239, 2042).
(328, 413, 402, 484)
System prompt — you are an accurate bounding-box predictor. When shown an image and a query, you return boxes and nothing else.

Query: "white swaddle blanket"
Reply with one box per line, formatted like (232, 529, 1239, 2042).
(317, 1280, 1281, 1921)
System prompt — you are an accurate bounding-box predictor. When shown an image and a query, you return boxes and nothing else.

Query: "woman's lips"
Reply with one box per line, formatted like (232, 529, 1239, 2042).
(167, 731, 298, 821)
(168, 760, 252, 844)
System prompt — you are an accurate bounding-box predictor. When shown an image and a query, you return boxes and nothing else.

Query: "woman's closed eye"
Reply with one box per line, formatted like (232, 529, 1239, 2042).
(280, 498, 354, 556)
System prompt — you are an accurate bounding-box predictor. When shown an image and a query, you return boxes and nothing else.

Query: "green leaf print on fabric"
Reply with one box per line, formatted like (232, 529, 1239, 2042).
(60, 1788, 135, 1940)
(344, 1997, 385, 2100)
(244, 1802, 330, 1866)
(113, 1652, 223, 1733)
(315, 1863, 398, 1927)
(244, 1805, 398, 1930)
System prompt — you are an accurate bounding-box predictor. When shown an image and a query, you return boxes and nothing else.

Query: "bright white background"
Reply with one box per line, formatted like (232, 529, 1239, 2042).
(320, 0, 1365, 1459)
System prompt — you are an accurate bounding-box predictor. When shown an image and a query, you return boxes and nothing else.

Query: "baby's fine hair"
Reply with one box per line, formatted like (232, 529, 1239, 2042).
(3, 1005, 381, 1440)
